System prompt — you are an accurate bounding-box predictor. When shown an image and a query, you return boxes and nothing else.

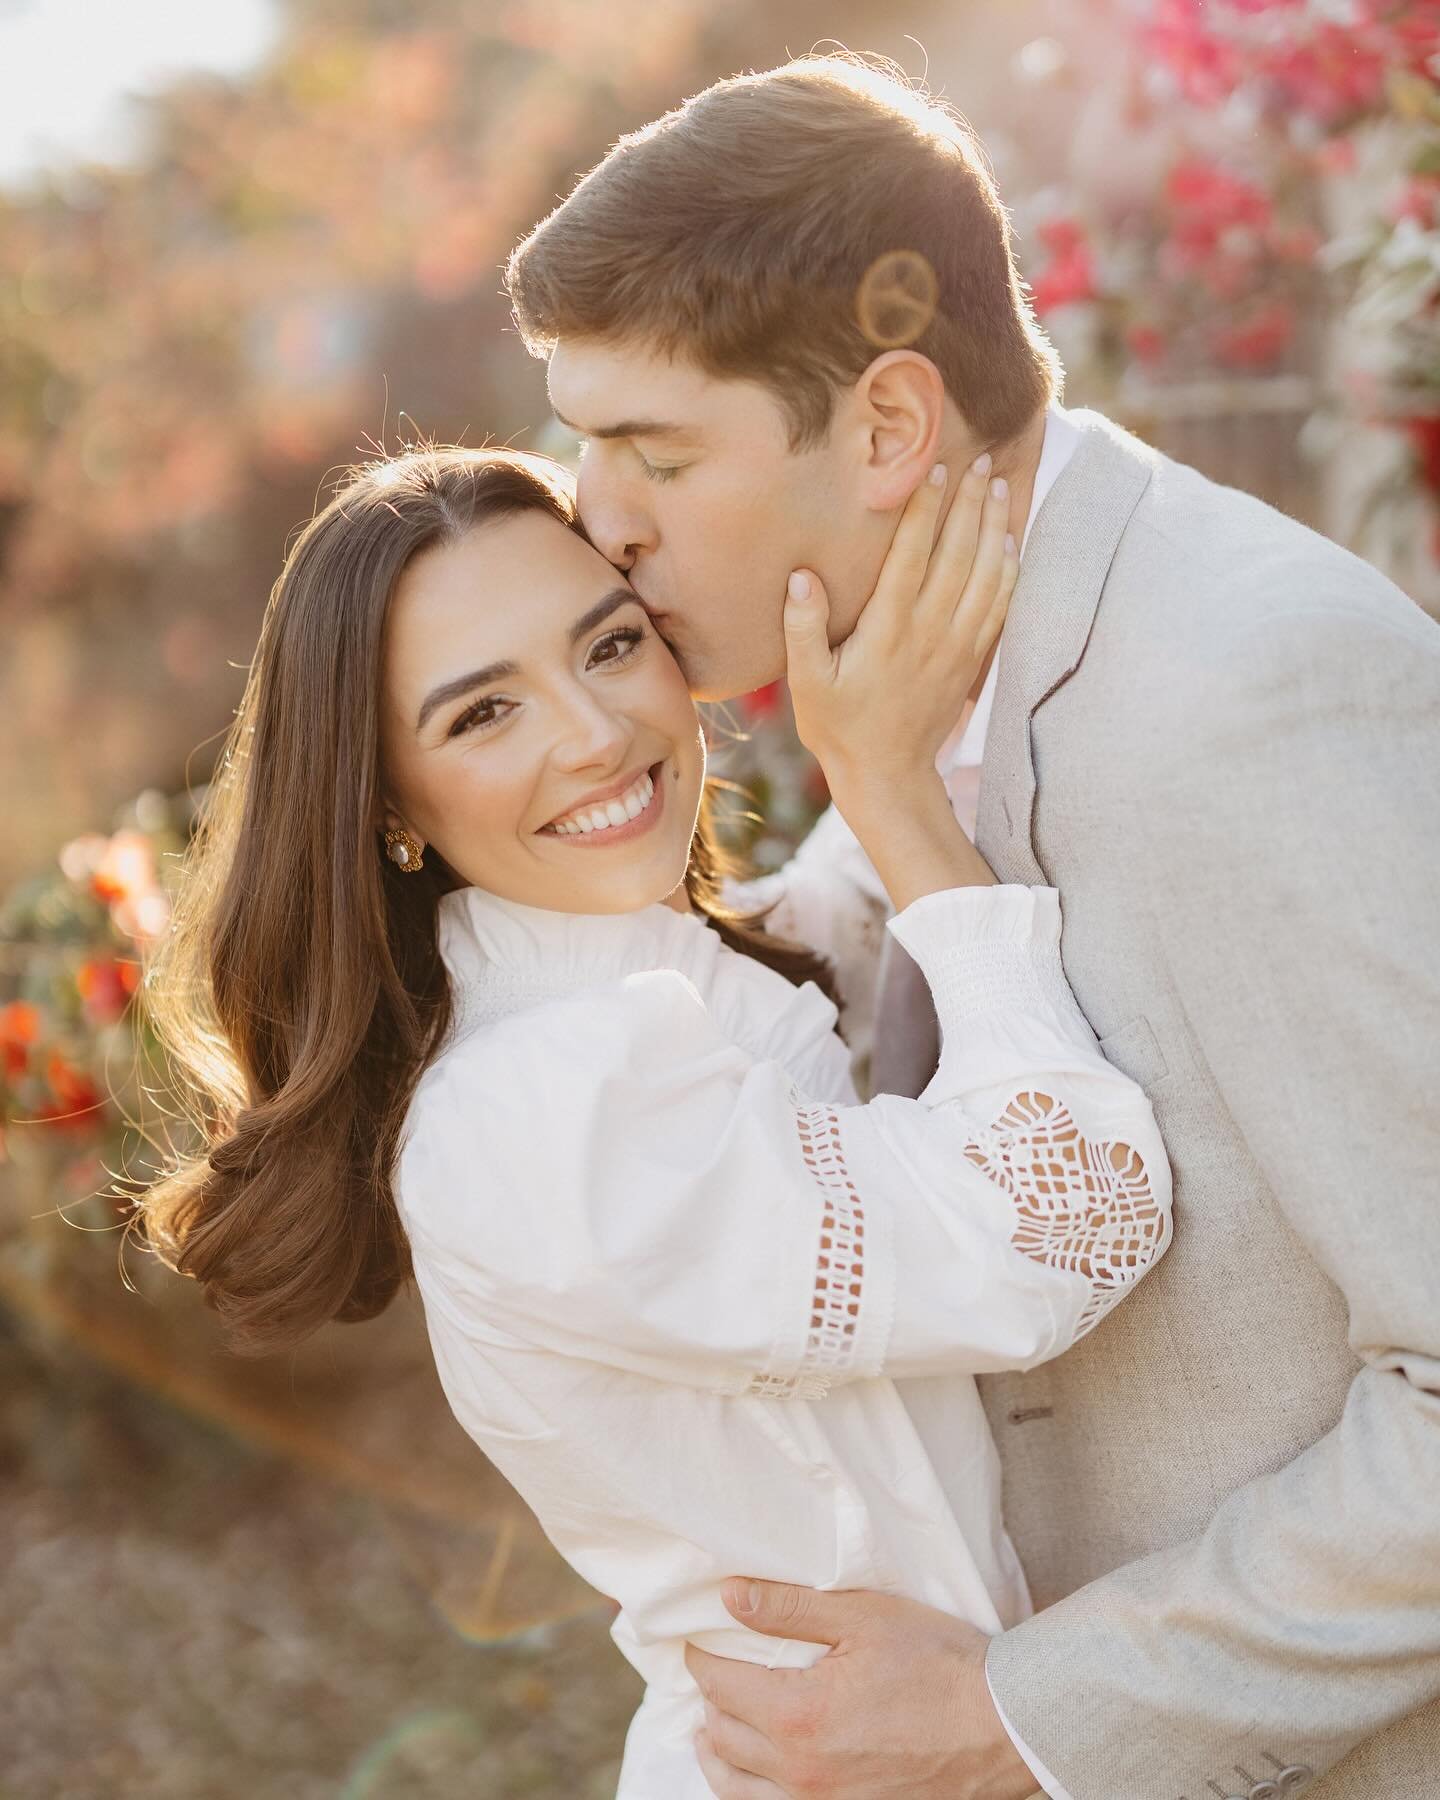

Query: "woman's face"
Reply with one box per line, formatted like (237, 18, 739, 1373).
(379, 509, 706, 915)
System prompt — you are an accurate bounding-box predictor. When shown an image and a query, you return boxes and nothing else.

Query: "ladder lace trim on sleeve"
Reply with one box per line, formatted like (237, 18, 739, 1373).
(744, 1104, 867, 1401)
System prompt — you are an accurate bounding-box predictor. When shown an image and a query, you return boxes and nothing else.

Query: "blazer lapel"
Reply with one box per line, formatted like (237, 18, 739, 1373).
(977, 410, 1157, 881)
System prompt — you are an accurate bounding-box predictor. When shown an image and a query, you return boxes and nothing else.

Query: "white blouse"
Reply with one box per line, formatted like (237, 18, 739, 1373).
(395, 882, 1172, 1798)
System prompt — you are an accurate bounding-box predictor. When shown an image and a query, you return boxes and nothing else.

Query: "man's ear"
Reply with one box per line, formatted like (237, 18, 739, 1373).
(853, 351, 945, 511)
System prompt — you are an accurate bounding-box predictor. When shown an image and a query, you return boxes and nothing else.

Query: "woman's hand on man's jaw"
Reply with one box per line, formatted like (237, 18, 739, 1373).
(782, 454, 1016, 798)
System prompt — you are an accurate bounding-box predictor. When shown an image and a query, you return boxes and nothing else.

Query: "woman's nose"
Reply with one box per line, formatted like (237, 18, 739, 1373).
(576, 457, 656, 573)
(550, 686, 634, 772)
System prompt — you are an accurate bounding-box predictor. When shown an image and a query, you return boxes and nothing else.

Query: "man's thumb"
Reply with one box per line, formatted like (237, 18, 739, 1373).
(722, 1576, 859, 1647)
(783, 569, 831, 684)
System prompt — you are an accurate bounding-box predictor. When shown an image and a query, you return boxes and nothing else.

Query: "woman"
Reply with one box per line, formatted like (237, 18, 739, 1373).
(143, 445, 1171, 1797)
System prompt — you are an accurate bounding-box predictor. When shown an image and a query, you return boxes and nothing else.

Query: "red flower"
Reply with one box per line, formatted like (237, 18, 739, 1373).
(1400, 417, 1440, 497)
(76, 957, 137, 1026)
(39, 1052, 105, 1134)
(1264, 28, 1388, 125)
(1126, 324, 1168, 366)
(740, 681, 784, 721)
(1212, 300, 1296, 369)
(1166, 160, 1273, 267)
(1387, 175, 1440, 230)
(0, 1000, 40, 1080)
(1143, 0, 1243, 106)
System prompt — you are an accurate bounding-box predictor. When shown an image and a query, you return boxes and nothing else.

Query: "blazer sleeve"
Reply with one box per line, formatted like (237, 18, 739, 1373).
(400, 884, 1172, 1399)
(986, 598, 1440, 1795)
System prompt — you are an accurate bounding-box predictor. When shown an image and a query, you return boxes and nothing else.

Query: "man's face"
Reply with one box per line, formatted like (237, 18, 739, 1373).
(548, 338, 889, 701)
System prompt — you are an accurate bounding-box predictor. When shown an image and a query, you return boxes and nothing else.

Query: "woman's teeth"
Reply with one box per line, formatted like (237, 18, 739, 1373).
(547, 769, 655, 836)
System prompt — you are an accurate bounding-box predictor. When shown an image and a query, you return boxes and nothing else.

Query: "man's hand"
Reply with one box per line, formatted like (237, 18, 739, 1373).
(684, 1578, 1041, 1799)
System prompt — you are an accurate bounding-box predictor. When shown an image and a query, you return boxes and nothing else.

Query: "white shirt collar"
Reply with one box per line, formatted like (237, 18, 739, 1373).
(938, 401, 1084, 776)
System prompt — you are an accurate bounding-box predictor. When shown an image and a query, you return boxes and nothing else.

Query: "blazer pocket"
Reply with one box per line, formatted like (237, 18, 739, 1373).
(1098, 1014, 1169, 1091)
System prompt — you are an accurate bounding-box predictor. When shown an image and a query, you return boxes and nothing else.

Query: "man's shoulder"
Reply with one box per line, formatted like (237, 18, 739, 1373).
(1066, 408, 1431, 654)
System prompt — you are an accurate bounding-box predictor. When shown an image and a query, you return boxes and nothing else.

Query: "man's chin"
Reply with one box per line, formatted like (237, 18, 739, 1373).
(687, 668, 776, 705)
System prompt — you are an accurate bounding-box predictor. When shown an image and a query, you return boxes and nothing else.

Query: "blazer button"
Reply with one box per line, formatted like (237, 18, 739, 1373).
(1247, 1784, 1280, 1800)
(1276, 1769, 1312, 1793)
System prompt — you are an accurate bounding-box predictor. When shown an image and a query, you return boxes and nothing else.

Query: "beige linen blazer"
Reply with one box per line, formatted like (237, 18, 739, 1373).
(967, 410, 1440, 1799)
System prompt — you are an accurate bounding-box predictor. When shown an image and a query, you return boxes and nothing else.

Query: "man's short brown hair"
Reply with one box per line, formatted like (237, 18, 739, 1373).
(505, 54, 1061, 450)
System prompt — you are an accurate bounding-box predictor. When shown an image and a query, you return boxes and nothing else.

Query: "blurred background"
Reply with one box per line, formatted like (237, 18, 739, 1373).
(1, 2, 1436, 1794)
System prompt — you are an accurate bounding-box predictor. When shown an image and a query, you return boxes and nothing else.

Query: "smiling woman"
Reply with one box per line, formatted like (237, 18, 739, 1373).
(139, 445, 832, 1359)
(378, 509, 705, 917)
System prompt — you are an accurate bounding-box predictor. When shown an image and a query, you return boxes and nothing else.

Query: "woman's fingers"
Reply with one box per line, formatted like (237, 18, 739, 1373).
(864, 461, 948, 639)
(974, 532, 1018, 661)
(782, 568, 835, 698)
(913, 453, 992, 627)
(951, 473, 1012, 636)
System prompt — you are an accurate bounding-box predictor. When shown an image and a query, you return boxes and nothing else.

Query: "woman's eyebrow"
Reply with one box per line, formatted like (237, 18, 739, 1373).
(416, 659, 519, 732)
(568, 586, 636, 643)
(414, 588, 637, 733)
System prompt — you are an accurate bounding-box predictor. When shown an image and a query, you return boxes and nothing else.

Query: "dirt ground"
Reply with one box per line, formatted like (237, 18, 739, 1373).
(0, 1306, 644, 1800)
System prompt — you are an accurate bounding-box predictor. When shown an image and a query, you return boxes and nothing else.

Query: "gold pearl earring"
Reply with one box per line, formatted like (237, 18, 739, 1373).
(383, 827, 425, 873)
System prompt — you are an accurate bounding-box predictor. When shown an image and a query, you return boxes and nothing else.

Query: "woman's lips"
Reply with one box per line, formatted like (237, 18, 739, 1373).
(538, 762, 667, 848)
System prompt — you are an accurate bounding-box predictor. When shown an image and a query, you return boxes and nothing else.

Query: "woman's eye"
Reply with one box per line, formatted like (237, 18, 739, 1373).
(448, 696, 514, 739)
(587, 625, 645, 668)
(637, 458, 682, 484)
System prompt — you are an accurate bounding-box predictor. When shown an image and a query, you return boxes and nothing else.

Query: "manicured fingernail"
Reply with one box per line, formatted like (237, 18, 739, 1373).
(928, 462, 947, 488)
(1005, 533, 1017, 555)
(742, 1581, 760, 1613)
(787, 570, 810, 601)
(972, 452, 993, 477)
(990, 476, 1008, 500)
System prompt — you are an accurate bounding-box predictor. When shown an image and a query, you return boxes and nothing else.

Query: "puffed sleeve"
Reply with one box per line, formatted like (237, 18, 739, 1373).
(399, 886, 1173, 1398)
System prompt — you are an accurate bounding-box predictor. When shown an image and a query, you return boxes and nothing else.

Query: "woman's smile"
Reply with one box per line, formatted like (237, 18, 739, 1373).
(380, 507, 705, 914)
(538, 760, 667, 846)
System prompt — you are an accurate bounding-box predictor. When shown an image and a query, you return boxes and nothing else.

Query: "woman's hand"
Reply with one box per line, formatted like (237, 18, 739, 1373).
(784, 456, 1017, 800)
(781, 456, 1014, 910)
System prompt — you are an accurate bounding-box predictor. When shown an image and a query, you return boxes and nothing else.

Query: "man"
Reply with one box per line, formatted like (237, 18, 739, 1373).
(504, 54, 1440, 1800)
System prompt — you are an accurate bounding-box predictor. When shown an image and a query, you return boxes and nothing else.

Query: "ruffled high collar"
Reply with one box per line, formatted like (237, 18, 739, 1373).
(436, 884, 842, 1076)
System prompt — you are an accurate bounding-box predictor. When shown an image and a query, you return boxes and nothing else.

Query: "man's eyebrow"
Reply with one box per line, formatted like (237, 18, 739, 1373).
(415, 588, 637, 734)
(550, 408, 689, 441)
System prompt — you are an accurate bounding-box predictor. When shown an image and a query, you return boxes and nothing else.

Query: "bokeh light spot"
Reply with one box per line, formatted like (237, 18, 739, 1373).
(855, 249, 940, 351)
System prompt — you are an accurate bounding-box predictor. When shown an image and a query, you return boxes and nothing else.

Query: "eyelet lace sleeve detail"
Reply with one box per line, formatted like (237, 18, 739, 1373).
(745, 1104, 870, 1401)
(962, 1090, 1167, 1338)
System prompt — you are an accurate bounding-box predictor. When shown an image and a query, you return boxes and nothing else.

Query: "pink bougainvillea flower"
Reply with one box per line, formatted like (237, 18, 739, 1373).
(1212, 299, 1297, 369)
(1143, 0, 1244, 107)
(1401, 417, 1440, 496)
(1126, 323, 1168, 365)
(1166, 160, 1273, 266)
(1037, 216, 1089, 259)
(1031, 219, 1099, 313)
(1316, 135, 1359, 175)
(1270, 224, 1324, 264)
(1387, 175, 1440, 230)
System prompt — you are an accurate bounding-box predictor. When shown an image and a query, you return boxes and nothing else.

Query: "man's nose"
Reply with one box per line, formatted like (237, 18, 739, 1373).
(576, 457, 657, 573)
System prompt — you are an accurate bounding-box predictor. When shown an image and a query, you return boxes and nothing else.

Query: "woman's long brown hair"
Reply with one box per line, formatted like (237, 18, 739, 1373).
(141, 446, 834, 1357)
